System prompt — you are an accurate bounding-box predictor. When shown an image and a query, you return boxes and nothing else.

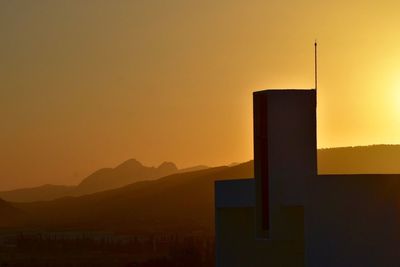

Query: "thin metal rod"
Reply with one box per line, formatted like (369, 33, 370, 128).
(314, 41, 317, 91)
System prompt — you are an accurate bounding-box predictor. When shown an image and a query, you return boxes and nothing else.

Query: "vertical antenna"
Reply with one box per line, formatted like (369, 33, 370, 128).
(314, 40, 318, 91)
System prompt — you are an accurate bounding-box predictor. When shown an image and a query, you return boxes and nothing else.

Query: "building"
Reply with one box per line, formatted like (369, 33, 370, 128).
(215, 89, 400, 267)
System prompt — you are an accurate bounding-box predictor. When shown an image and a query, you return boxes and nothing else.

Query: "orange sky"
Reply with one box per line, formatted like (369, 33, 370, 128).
(2, 0, 400, 190)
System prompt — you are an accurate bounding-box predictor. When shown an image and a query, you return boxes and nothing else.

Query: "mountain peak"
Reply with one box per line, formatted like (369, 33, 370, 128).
(115, 158, 144, 170)
(158, 161, 178, 173)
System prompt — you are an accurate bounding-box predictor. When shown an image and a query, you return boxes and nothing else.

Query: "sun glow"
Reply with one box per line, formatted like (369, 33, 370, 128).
(387, 76, 400, 122)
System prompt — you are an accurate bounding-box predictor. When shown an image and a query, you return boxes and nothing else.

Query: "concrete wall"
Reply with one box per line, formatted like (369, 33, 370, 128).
(306, 174, 400, 267)
(216, 206, 304, 267)
(216, 174, 400, 267)
(254, 89, 317, 239)
(216, 89, 400, 266)
(215, 179, 304, 267)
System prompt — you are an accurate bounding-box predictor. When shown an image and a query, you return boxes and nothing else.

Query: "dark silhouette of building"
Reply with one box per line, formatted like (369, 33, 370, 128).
(215, 89, 400, 267)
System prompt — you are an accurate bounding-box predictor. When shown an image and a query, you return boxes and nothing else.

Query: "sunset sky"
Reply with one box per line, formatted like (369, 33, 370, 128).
(2, 0, 400, 190)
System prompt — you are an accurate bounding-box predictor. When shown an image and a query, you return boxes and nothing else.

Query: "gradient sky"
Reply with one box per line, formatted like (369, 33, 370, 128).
(2, 0, 400, 190)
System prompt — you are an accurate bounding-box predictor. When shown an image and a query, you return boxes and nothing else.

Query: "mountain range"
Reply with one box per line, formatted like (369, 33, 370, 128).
(0, 160, 208, 203)
(318, 145, 400, 174)
(6, 163, 252, 233)
(3, 144, 400, 203)
(2, 144, 400, 232)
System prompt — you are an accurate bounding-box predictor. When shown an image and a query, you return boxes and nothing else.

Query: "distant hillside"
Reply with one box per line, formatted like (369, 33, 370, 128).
(178, 165, 209, 173)
(318, 145, 400, 174)
(3, 144, 400, 204)
(0, 199, 27, 227)
(76, 159, 178, 195)
(0, 185, 75, 203)
(0, 159, 200, 203)
(10, 162, 253, 233)
(3, 143, 400, 232)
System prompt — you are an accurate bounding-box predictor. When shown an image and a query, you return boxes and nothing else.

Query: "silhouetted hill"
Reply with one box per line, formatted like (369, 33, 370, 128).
(0, 184, 75, 203)
(0, 199, 27, 228)
(318, 145, 400, 174)
(0, 159, 183, 202)
(11, 162, 253, 233)
(178, 165, 209, 173)
(3, 144, 400, 204)
(76, 159, 178, 195)
(4, 143, 400, 232)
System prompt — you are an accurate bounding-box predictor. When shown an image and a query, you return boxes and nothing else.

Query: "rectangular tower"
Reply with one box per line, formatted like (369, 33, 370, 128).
(254, 89, 317, 239)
